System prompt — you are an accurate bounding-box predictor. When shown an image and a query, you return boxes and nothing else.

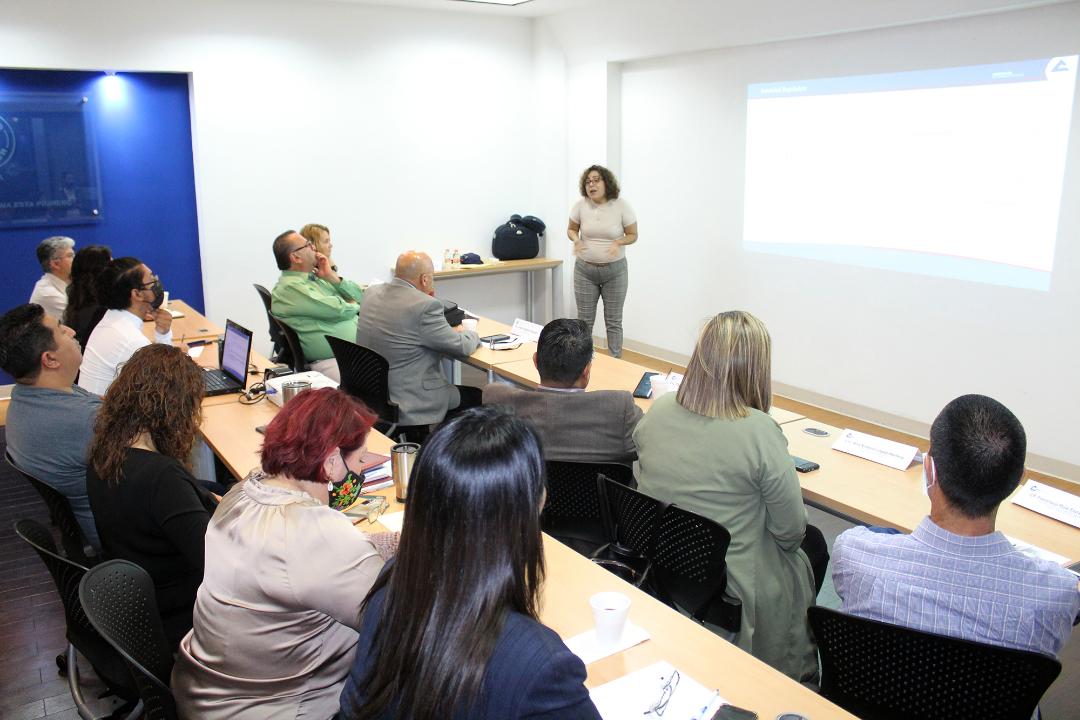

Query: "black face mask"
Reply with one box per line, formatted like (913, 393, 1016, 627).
(147, 280, 165, 309)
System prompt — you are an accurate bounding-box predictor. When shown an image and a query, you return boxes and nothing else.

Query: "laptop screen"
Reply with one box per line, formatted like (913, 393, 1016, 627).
(221, 320, 253, 384)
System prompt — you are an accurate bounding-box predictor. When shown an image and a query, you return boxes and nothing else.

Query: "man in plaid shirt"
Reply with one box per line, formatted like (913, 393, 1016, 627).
(832, 394, 1079, 657)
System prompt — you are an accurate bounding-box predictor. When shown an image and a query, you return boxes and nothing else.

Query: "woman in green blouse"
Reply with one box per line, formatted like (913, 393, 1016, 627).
(633, 310, 824, 682)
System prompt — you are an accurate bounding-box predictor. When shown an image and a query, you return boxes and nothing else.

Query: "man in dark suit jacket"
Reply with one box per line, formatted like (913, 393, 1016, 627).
(483, 318, 642, 465)
(357, 251, 481, 428)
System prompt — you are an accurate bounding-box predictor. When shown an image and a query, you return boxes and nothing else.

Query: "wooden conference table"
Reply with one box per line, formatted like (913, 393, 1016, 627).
(785, 417, 1080, 563)
(179, 299, 1079, 564)
(142, 299, 224, 343)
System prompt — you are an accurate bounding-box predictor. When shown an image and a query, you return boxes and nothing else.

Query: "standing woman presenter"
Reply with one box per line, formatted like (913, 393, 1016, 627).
(567, 165, 638, 358)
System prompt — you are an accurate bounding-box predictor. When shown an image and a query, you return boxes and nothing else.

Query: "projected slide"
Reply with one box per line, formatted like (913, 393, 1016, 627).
(743, 57, 1078, 290)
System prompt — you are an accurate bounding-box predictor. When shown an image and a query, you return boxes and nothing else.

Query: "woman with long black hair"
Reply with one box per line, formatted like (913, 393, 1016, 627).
(338, 406, 600, 720)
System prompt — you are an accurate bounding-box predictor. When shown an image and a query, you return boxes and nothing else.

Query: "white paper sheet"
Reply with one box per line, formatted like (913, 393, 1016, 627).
(1012, 480, 1080, 530)
(831, 428, 919, 471)
(187, 346, 204, 359)
(1005, 535, 1069, 566)
(379, 511, 405, 533)
(589, 660, 726, 720)
(564, 623, 650, 665)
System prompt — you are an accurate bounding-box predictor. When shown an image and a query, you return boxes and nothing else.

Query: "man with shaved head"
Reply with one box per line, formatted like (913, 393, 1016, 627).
(356, 251, 481, 437)
(270, 228, 364, 382)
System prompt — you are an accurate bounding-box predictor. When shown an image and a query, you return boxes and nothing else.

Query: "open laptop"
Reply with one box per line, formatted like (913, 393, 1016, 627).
(203, 320, 253, 397)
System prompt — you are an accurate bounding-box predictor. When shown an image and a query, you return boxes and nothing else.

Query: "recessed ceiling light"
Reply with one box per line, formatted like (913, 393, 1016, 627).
(448, 0, 536, 6)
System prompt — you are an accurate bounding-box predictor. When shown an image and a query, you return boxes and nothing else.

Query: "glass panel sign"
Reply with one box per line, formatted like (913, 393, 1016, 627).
(0, 92, 103, 228)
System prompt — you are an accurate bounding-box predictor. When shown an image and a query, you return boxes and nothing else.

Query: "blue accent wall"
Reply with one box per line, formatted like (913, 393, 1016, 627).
(0, 69, 202, 354)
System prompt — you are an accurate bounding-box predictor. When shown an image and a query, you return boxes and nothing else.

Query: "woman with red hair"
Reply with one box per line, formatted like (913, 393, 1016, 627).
(172, 388, 397, 720)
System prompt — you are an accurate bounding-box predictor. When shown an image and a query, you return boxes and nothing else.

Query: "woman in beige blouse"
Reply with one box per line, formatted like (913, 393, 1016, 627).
(567, 165, 638, 358)
(171, 388, 397, 719)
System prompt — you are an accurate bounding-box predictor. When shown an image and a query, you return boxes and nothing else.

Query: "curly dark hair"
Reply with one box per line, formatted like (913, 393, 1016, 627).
(63, 245, 112, 328)
(88, 344, 205, 486)
(578, 164, 620, 200)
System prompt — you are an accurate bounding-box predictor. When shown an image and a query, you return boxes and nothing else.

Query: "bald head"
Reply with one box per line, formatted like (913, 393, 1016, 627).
(395, 251, 433, 281)
(394, 251, 435, 296)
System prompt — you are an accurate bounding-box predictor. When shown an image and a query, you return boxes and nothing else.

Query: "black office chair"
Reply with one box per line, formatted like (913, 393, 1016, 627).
(808, 606, 1061, 720)
(80, 560, 179, 720)
(326, 336, 400, 437)
(649, 504, 741, 633)
(270, 314, 307, 373)
(541, 461, 634, 557)
(6, 450, 98, 566)
(253, 283, 291, 366)
(14, 520, 140, 719)
(592, 476, 669, 586)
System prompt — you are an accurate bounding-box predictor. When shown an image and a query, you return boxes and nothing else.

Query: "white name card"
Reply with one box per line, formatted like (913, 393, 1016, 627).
(1012, 480, 1080, 530)
(831, 429, 919, 471)
(510, 318, 543, 343)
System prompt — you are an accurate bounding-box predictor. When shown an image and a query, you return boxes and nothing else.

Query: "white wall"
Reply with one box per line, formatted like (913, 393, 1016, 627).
(549, 2, 1080, 475)
(1, 0, 554, 343)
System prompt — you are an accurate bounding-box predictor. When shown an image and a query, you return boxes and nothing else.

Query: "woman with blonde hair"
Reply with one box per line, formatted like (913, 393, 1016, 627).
(86, 343, 213, 647)
(633, 310, 825, 682)
(300, 223, 336, 271)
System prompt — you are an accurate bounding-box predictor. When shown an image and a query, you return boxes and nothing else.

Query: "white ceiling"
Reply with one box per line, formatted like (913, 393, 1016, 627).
(314, 0, 602, 17)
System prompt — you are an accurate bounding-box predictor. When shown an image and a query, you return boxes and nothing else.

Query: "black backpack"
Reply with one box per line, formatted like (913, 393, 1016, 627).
(492, 214, 545, 260)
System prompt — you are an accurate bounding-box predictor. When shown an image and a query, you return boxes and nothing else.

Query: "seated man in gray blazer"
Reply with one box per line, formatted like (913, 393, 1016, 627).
(357, 251, 481, 431)
(483, 318, 642, 465)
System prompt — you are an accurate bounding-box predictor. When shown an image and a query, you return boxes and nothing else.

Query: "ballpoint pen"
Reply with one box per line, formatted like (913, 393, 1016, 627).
(694, 690, 721, 720)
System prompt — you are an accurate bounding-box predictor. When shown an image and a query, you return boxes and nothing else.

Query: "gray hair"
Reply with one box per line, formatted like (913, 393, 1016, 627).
(36, 236, 75, 272)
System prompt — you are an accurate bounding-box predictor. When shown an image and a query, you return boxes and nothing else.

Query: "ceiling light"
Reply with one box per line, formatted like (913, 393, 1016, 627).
(448, 0, 536, 6)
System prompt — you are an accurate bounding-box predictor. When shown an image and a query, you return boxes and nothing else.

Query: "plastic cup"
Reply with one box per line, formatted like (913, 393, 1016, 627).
(462, 318, 478, 332)
(590, 591, 630, 648)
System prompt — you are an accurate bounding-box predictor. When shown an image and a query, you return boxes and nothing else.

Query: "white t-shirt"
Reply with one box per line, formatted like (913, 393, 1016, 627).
(78, 309, 172, 395)
(569, 197, 636, 264)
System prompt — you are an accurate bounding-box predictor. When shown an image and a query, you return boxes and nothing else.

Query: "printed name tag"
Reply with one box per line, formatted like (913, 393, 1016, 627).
(1012, 480, 1080, 530)
(510, 318, 543, 343)
(831, 429, 919, 471)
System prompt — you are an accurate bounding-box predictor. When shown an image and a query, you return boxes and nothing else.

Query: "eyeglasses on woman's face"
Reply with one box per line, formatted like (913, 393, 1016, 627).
(585, 175, 604, 186)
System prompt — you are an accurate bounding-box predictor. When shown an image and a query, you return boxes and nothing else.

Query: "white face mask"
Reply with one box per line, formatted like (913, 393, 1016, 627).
(922, 454, 936, 498)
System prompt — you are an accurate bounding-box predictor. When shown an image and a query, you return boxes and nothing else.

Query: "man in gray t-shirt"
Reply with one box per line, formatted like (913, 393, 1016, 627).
(1, 303, 102, 550)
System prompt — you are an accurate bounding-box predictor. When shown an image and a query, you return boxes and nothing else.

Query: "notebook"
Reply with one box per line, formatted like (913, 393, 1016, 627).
(202, 320, 252, 397)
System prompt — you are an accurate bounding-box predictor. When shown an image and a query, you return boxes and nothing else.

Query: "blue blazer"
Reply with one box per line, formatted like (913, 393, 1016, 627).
(339, 588, 600, 720)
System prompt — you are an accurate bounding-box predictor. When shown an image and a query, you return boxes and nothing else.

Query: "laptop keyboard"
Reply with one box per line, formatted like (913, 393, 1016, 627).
(204, 370, 236, 392)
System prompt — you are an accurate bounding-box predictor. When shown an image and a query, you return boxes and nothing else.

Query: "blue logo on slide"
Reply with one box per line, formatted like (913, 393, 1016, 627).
(1051, 59, 1069, 72)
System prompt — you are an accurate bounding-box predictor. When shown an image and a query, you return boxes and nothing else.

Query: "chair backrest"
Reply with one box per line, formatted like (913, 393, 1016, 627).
(80, 560, 178, 720)
(597, 475, 668, 558)
(542, 461, 634, 556)
(326, 335, 399, 426)
(6, 450, 97, 566)
(270, 313, 307, 373)
(808, 606, 1062, 720)
(13, 519, 136, 696)
(14, 518, 92, 640)
(253, 283, 289, 365)
(649, 504, 739, 631)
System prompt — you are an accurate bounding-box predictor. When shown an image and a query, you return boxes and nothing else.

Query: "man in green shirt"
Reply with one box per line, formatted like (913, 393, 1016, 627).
(270, 229, 363, 382)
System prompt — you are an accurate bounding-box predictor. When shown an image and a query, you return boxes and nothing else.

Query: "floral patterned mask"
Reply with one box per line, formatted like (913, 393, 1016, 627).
(328, 452, 365, 511)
